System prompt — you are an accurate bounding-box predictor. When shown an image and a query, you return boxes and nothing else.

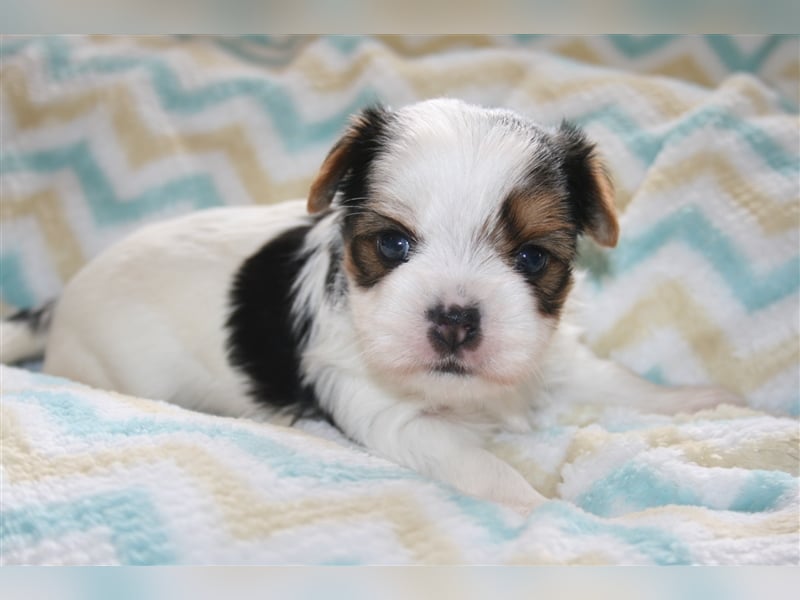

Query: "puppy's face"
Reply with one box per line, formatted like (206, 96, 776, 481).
(309, 99, 618, 401)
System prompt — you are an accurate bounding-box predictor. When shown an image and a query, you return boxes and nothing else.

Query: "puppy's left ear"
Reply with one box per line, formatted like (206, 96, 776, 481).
(557, 122, 619, 248)
(307, 105, 390, 214)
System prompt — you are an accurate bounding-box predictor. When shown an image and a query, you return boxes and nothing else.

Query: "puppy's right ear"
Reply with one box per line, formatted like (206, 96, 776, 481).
(307, 105, 391, 214)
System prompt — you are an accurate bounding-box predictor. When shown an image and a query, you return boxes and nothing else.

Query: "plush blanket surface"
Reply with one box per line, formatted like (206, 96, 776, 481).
(1, 35, 798, 564)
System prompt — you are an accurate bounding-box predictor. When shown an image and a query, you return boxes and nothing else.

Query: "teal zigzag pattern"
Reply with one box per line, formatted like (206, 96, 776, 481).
(607, 34, 793, 72)
(1, 36, 379, 153)
(4, 383, 701, 565)
(1, 489, 176, 565)
(6, 389, 418, 483)
(604, 35, 681, 56)
(1, 142, 222, 225)
(3, 138, 793, 314)
(1, 37, 797, 315)
(446, 490, 693, 564)
(702, 35, 790, 73)
(593, 206, 800, 312)
(578, 460, 795, 517)
(6, 34, 798, 77)
(1, 36, 796, 167)
(210, 35, 312, 67)
(533, 502, 692, 565)
(575, 106, 798, 175)
(506, 34, 795, 73)
(1, 156, 797, 312)
(1, 389, 519, 553)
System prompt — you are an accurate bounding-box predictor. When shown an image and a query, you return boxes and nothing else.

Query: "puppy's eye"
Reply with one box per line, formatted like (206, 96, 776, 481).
(377, 231, 411, 263)
(516, 244, 549, 276)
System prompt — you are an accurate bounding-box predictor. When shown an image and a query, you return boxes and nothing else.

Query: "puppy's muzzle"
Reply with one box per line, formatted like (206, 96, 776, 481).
(426, 304, 482, 356)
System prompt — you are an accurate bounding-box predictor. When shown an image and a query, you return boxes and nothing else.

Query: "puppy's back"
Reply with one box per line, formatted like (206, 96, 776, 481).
(44, 201, 310, 413)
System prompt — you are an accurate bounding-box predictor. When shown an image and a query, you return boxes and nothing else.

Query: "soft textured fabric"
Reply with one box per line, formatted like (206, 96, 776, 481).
(2, 365, 797, 565)
(1, 35, 798, 564)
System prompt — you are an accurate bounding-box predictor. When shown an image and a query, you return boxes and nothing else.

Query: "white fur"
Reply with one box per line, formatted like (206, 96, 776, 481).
(35, 99, 743, 513)
(44, 201, 312, 419)
(1, 319, 47, 363)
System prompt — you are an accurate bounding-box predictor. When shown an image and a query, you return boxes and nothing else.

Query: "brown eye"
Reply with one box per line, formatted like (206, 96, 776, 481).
(516, 244, 549, 276)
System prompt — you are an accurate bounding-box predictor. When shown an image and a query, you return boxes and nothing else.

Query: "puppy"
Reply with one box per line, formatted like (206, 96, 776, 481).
(2, 99, 741, 513)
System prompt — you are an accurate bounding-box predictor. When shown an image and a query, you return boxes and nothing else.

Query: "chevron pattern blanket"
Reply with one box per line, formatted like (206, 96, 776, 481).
(1, 35, 798, 564)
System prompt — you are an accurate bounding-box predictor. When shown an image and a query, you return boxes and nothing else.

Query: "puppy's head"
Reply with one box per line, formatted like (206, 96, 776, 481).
(309, 99, 617, 400)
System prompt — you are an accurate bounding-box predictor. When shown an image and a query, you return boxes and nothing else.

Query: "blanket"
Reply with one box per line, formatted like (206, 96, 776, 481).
(1, 35, 798, 564)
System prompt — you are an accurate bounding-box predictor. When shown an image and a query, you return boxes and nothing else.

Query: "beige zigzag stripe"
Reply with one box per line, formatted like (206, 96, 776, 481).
(507, 549, 616, 565)
(87, 34, 300, 70)
(306, 33, 780, 109)
(780, 58, 800, 80)
(622, 504, 799, 538)
(8, 35, 789, 117)
(6, 39, 781, 134)
(5, 44, 778, 222)
(380, 35, 796, 108)
(591, 280, 799, 394)
(564, 420, 798, 476)
(108, 35, 797, 107)
(499, 406, 797, 500)
(551, 37, 716, 91)
(373, 35, 497, 56)
(5, 399, 794, 564)
(291, 45, 710, 118)
(0, 59, 636, 228)
(646, 424, 799, 474)
(490, 408, 798, 562)
(308, 40, 787, 116)
(207, 36, 784, 116)
(1, 405, 461, 562)
(0, 48, 660, 138)
(0, 188, 85, 282)
(1, 44, 787, 279)
(495, 403, 796, 504)
(1, 65, 314, 205)
(631, 151, 800, 231)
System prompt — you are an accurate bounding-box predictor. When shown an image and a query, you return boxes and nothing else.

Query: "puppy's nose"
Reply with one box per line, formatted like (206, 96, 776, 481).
(426, 304, 482, 355)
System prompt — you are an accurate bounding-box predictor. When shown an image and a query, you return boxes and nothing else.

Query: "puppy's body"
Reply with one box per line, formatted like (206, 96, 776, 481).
(7, 100, 741, 512)
(44, 202, 311, 418)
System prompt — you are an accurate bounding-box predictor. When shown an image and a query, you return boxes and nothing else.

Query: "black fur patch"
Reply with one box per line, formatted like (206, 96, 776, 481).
(325, 237, 347, 300)
(558, 121, 606, 236)
(338, 106, 391, 208)
(7, 300, 54, 332)
(226, 225, 328, 422)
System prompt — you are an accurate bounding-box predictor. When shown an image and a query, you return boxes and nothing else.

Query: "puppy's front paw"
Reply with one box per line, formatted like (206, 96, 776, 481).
(465, 456, 549, 516)
(655, 384, 747, 414)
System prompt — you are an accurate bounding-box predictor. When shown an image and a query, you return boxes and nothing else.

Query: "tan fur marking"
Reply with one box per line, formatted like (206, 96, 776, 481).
(307, 113, 376, 214)
(308, 134, 354, 214)
(496, 189, 577, 316)
(587, 156, 619, 247)
(500, 189, 577, 261)
(344, 211, 417, 288)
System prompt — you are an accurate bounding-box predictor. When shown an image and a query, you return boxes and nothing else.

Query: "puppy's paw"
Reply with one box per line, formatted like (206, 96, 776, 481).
(655, 384, 747, 415)
(471, 458, 549, 516)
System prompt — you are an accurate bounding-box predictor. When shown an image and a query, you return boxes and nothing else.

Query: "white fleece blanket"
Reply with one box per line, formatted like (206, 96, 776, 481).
(1, 35, 798, 564)
(2, 364, 798, 564)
